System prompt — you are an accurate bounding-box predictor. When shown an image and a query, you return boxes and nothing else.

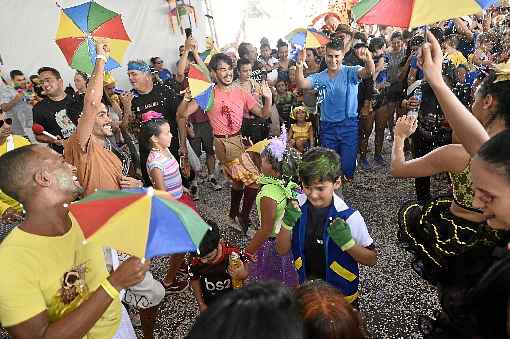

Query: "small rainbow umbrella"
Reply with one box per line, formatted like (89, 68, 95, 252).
(352, 0, 499, 29)
(285, 28, 330, 49)
(188, 63, 214, 111)
(69, 188, 209, 259)
(55, 1, 131, 74)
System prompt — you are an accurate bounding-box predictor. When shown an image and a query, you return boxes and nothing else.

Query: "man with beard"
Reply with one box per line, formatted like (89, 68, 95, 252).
(0, 144, 149, 338)
(64, 48, 142, 196)
(178, 53, 272, 233)
(32, 67, 82, 154)
(123, 60, 186, 185)
(64, 41, 164, 339)
(296, 39, 375, 180)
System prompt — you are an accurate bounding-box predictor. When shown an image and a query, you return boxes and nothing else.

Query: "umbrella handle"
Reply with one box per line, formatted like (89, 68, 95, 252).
(424, 25, 428, 43)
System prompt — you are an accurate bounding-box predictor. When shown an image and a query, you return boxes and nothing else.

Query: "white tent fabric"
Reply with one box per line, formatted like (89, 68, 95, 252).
(0, 0, 209, 89)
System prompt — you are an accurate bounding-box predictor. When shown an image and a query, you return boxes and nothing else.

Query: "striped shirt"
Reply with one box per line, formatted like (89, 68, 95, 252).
(146, 150, 183, 199)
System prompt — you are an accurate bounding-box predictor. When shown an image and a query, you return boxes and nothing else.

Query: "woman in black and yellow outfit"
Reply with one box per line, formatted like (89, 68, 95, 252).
(390, 62, 510, 336)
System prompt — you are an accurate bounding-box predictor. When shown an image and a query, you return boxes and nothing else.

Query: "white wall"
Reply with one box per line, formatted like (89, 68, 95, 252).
(0, 0, 210, 89)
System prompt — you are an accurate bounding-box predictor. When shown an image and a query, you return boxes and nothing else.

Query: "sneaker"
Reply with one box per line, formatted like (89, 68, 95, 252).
(360, 158, 370, 170)
(190, 185, 199, 201)
(130, 311, 141, 327)
(246, 228, 257, 239)
(163, 279, 189, 294)
(228, 217, 243, 232)
(238, 216, 252, 234)
(163, 268, 189, 294)
(208, 176, 222, 191)
(374, 154, 385, 166)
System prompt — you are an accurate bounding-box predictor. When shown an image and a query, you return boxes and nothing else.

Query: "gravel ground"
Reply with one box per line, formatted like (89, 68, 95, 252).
(142, 138, 448, 339)
(0, 138, 449, 339)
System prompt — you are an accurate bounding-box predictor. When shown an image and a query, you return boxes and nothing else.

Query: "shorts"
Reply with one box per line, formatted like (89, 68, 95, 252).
(190, 121, 214, 156)
(118, 252, 165, 309)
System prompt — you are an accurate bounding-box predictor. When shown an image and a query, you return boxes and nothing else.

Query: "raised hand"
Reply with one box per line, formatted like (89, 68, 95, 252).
(297, 48, 307, 66)
(418, 31, 444, 87)
(260, 81, 272, 99)
(95, 38, 110, 59)
(394, 116, 418, 139)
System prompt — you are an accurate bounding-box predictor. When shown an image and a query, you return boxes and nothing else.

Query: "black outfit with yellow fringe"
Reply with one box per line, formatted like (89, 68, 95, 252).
(397, 166, 510, 338)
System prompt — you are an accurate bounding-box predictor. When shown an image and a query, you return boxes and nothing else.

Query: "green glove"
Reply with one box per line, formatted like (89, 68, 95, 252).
(328, 218, 355, 251)
(281, 200, 302, 231)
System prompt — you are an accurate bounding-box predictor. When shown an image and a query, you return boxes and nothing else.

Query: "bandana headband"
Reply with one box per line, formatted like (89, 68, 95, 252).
(128, 62, 151, 74)
(141, 111, 163, 123)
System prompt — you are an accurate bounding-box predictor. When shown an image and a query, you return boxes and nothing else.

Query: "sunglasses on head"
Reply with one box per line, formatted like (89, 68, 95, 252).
(0, 118, 12, 128)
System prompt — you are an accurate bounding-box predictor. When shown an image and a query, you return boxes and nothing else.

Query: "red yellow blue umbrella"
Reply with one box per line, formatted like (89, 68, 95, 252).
(285, 28, 330, 49)
(188, 63, 214, 111)
(55, 1, 131, 74)
(352, 0, 499, 28)
(69, 188, 209, 259)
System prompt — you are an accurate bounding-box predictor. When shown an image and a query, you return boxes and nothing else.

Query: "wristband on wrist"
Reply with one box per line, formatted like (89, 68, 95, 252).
(96, 55, 107, 62)
(281, 223, 294, 231)
(243, 250, 256, 262)
(100, 278, 120, 300)
(340, 239, 356, 251)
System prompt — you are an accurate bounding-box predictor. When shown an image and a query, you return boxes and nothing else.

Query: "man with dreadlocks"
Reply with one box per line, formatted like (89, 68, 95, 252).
(276, 147, 377, 306)
(244, 127, 301, 287)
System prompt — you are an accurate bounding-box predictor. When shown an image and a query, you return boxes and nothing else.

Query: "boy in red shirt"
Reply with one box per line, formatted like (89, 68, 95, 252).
(189, 221, 248, 312)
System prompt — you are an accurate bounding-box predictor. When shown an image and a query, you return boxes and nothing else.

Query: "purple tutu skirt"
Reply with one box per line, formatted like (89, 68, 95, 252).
(247, 238, 298, 288)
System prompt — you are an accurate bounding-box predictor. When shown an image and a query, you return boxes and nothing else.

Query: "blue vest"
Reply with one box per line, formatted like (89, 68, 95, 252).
(291, 200, 360, 303)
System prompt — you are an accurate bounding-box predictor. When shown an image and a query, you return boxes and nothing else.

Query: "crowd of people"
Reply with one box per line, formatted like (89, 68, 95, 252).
(1, 4, 510, 339)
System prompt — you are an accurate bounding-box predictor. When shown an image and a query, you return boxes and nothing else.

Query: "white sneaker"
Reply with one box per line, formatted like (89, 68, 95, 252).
(208, 176, 222, 191)
(228, 217, 243, 232)
(246, 228, 257, 239)
(190, 185, 199, 201)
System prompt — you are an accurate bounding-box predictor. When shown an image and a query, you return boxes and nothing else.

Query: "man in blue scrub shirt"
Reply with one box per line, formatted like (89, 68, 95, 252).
(296, 39, 375, 179)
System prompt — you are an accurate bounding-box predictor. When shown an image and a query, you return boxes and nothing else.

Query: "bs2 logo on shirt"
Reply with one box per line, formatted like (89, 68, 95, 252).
(204, 277, 231, 292)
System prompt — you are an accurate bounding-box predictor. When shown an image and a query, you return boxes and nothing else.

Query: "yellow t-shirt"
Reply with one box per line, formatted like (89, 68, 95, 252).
(0, 135, 30, 215)
(446, 51, 468, 67)
(0, 216, 120, 338)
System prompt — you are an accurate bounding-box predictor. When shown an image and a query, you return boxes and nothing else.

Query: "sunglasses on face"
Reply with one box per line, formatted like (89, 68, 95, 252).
(0, 118, 12, 128)
(155, 60, 164, 64)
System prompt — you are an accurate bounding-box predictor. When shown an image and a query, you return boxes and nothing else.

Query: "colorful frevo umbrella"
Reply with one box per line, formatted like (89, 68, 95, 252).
(69, 188, 210, 259)
(352, 0, 499, 28)
(286, 28, 331, 49)
(188, 63, 214, 111)
(55, 1, 131, 74)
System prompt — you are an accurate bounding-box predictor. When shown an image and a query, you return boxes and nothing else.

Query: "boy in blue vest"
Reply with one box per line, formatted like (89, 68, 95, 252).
(276, 147, 377, 305)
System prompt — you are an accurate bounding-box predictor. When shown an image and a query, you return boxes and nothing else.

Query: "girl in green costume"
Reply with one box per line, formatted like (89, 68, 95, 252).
(244, 128, 301, 287)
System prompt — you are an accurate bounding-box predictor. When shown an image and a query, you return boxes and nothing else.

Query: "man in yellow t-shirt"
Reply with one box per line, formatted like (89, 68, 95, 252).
(0, 110, 30, 224)
(0, 49, 150, 338)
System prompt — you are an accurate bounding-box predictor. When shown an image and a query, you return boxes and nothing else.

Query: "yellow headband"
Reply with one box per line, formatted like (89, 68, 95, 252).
(290, 106, 311, 120)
